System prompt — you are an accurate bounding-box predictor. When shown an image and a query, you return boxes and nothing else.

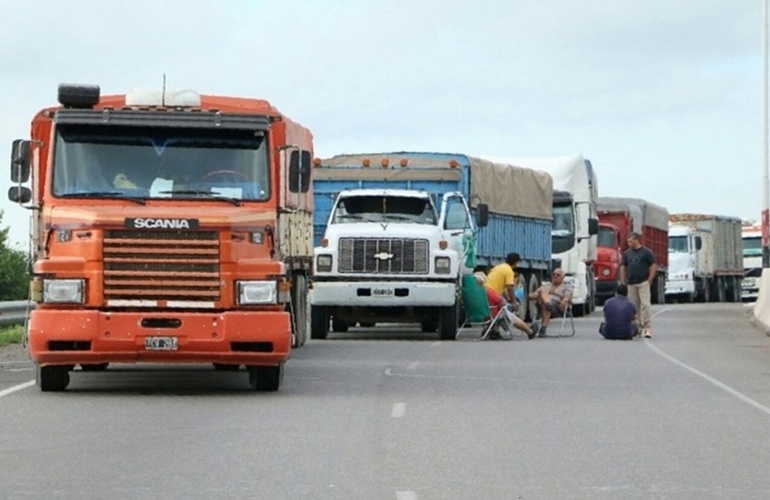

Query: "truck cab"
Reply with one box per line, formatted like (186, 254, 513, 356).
(666, 225, 700, 302)
(742, 226, 762, 301)
(9, 84, 314, 392)
(310, 188, 484, 340)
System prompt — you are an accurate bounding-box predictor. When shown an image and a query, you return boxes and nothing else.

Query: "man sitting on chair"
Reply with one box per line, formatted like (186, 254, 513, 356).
(529, 268, 573, 337)
(475, 272, 536, 340)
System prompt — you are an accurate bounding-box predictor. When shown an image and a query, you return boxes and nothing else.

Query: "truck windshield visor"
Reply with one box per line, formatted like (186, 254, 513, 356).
(332, 196, 437, 225)
(52, 124, 270, 201)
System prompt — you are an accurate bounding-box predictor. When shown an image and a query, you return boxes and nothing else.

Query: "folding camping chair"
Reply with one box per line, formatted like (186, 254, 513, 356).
(539, 302, 575, 337)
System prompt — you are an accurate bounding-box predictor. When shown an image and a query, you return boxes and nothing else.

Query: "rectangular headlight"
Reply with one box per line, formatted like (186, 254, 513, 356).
(238, 281, 277, 305)
(43, 279, 84, 304)
(316, 254, 332, 272)
(435, 256, 451, 274)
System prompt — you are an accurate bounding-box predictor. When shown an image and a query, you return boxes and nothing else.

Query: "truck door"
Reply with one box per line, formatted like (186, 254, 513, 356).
(439, 192, 474, 272)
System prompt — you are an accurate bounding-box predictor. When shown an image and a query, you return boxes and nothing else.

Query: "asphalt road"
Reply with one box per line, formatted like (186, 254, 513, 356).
(1, 303, 770, 499)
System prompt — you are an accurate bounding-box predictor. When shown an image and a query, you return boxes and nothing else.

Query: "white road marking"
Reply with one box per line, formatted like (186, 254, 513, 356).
(396, 491, 418, 500)
(429, 341, 442, 347)
(406, 361, 420, 371)
(0, 380, 35, 398)
(391, 402, 406, 418)
(645, 342, 770, 416)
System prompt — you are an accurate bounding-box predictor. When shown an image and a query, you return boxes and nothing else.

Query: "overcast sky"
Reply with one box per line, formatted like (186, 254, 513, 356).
(0, 0, 762, 247)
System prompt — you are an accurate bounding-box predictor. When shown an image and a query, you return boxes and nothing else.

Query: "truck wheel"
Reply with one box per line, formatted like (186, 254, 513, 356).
(526, 273, 541, 323)
(36, 365, 70, 392)
(291, 274, 308, 348)
(331, 316, 349, 333)
(714, 279, 726, 303)
(439, 304, 458, 340)
(310, 305, 329, 340)
(247, 364, 283, 391)
(421, 318, 438, 333)
(80, 363, 109, 372)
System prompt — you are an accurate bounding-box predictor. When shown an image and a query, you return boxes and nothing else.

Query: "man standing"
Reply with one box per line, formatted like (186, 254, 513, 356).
(486, 252, 520, 305)
(529, 268, 572, 337)
(620, 231, 657, 338)
(599, 284, 638, 340)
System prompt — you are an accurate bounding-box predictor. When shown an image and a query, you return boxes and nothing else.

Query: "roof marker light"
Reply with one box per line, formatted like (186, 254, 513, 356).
(400, 159, 408, 167)
(381, 158, 389, 168)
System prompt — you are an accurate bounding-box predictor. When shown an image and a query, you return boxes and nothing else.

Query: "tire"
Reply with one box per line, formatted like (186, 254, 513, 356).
(572, 303, 586, 318)
(526, 273, 541, 323)
(310, 305, 329, 339)
(247, 364, 283, 392)
(331, 316, 349, 333)
(359, 322, 376, 328)
(713, 278, 726, 303)
(213, 363, 241, 371)
(80, 363, 109, 372)
(421, 318, 438, 333)
(36, 365, 70, 392)
(291, 274, 308, 348)
(438, 303, 458, 340)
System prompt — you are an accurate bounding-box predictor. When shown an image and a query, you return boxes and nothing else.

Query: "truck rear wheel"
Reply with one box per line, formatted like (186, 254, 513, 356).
(439, 304, 458, 340)
(247, 364, 283, 391)
(331, 317, 349, 333)
(36, 365, 70, 392)
(310, 305, 329, 339)
(421, 318, 438, 333)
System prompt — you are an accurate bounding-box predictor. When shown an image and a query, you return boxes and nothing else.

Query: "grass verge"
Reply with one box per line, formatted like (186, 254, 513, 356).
(0, 325, 25, 348)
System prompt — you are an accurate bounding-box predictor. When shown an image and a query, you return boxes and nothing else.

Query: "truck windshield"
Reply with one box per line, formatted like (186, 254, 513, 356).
(332, 196, 437, 225)
(597, 226, 616, 248)
(52, 124, 270, 201)
(552, 205, 574, 236)
(669, 235, 688, 253)
(743, 236, 762, 257)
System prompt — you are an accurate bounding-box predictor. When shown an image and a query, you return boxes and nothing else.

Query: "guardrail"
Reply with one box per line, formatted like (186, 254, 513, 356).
(0, 301, 34, 327)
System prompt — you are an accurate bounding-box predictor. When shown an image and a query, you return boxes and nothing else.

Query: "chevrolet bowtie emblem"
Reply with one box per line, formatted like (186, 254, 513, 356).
(374, 252, 394, 260)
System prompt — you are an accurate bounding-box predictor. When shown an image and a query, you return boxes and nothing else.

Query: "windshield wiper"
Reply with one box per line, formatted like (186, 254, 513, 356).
(61, 192, 146, 205)
(157, 190, 241, 206)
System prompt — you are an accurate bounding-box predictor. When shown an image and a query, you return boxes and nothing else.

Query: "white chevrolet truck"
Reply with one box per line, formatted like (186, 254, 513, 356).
(310, 188, 486, 340)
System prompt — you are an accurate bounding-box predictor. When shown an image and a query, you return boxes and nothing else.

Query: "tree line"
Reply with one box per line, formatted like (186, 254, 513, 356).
(0, 211, 30, 301)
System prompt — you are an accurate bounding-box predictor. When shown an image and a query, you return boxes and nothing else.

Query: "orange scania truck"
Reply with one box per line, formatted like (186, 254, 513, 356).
(8, 84, 314, 392)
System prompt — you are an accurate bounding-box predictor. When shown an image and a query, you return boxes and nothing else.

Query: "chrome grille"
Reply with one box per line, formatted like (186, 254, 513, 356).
(338, 238, 429, 274)
(103, 230, 221, 302)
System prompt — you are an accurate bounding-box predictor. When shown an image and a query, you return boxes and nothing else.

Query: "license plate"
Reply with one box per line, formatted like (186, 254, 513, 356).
(373, 288, 394, 296)
(145, 336, 178, 351)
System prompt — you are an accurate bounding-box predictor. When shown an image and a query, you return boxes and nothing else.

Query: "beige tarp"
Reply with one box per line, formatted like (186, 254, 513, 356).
(320, 153, 552, 221)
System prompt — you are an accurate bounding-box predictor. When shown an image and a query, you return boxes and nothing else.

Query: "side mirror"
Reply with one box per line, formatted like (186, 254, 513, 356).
(475, 203, 489, 228)
(289, 150, 312, 193)
(587, 217, 599, 236)
(694, 236, 702, 251)
(11, 139, 31, 183)
(8, 185, 31, 204)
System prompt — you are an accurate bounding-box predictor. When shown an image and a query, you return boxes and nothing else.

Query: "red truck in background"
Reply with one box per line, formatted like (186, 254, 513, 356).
(596, 197, 669, 304)
(8, 84, 314, 392)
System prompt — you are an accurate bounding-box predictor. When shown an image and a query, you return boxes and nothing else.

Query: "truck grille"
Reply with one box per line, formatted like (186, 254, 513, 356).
(337, 238, 429, 274)
(103, 230, 221, 302)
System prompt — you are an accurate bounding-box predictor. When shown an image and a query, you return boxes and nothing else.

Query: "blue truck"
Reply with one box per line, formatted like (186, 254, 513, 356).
(310, 152, 553, 338)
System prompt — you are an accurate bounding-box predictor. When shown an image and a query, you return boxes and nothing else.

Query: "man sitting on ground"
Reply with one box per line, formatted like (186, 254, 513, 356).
(529, 268, 573, 337)
(599, 284, 639, 340)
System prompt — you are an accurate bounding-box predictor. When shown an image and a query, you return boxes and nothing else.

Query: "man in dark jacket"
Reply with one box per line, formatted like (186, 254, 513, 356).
(599, 284, 639, 340)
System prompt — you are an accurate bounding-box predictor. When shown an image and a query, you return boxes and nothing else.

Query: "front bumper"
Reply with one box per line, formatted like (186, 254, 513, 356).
(311, 280, 456, 307)
(665, 279, 695, 295)
(28, 309, 291, 366)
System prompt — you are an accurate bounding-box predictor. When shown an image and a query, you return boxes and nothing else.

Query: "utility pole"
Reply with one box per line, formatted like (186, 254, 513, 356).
(762, 0, 770, 268)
